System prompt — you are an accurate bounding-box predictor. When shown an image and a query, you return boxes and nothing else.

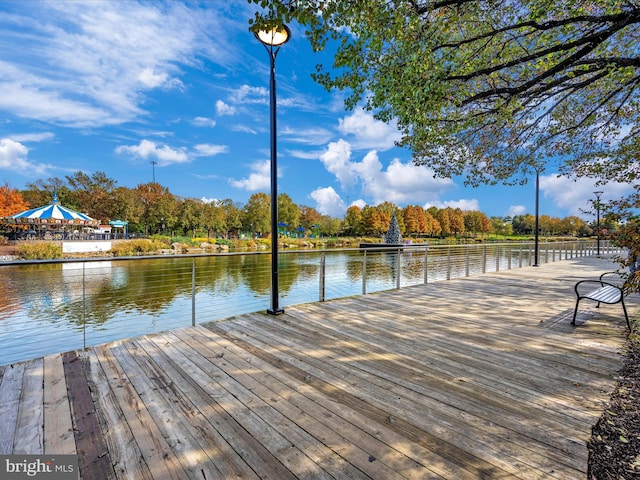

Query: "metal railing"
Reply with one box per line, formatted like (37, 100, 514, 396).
(0, 240, 619, 365)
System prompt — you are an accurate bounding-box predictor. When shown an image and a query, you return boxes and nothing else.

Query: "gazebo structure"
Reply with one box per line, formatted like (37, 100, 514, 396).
(1, 190, 99, 240)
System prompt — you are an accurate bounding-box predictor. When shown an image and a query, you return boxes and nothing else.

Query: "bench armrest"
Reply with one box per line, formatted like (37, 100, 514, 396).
(599, 271, 624, 285)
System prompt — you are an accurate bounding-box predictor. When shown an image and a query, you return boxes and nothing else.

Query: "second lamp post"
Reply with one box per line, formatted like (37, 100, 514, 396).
(594, 190, 603, 256)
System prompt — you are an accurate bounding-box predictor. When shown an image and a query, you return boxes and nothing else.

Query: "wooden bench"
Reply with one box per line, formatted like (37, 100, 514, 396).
(572, 272, 630, 330)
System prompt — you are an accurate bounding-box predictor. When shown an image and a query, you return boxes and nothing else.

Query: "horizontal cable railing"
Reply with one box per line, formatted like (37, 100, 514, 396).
(0, 240, 618, 365)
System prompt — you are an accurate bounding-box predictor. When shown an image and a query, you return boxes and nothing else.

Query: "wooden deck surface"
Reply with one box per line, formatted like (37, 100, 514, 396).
(1, 255, 637, 479)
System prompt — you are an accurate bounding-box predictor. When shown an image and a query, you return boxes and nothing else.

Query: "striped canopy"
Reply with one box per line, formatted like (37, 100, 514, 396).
(5, 191, 98, 226)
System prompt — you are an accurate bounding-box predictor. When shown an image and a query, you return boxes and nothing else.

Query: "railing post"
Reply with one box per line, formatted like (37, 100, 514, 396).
(465, 246, 470, 277)
(495, 245, 500, 272)
(507, 245, 512, 270)
(191, 259, 196, 326)
(423, 246, 429, 284)
(396, 249, 401, 289)
(362, 250, 367, 295)
(82, 262, 86, 350)
(482, 245, 487, 274)
(320, 254, 326, 302)
(447, 247, 451, 280)
(519, 245, 523, 268)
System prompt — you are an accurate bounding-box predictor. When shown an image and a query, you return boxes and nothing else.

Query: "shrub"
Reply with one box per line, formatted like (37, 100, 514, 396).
(110, 239, 166, 257)
(17, 242, 63, 260)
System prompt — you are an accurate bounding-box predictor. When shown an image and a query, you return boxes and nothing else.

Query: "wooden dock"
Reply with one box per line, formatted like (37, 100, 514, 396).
(0, 255, 636, 479)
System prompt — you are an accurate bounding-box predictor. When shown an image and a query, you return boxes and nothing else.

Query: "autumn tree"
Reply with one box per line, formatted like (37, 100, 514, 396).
(435, 208, 450, 237)
(220, 199, 243, 238)
(463, 211, 492, 237)
(0, 183, 29, 217)
(23, 178, 70, 207)
(361, 205, 390, 236)
(559, 216, 587, 236)
(177, 198, 204, 237)
(490, 217, 514, 237)
(343, 205, 363, 236)
(512, 214, 537, 235)
(66, 171, 117, 223)
(424, 210, 441, 237)
(403, 205, 428, 236)
(243, 192, 271, 237)
(278, 193, 300, 231)
(110, 186, 143, 226)
(135, 183, 177, 235)
(298, 205, 322, 231)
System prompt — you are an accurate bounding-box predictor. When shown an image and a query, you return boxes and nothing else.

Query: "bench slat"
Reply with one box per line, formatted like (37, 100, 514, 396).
(584, 286, 621, 304)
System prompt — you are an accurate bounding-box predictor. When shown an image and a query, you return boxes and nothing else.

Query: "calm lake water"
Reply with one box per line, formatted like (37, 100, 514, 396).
(0, 242, 597, 365)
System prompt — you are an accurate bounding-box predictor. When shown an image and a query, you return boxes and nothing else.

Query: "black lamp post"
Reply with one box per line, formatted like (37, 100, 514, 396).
(533, 169, 540, 267)
(255, 24, 290, 315)
(594, 190, 603, 256)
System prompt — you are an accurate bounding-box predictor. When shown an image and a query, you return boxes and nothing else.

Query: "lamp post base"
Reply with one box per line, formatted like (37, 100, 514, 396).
(267, 308, 285, 316)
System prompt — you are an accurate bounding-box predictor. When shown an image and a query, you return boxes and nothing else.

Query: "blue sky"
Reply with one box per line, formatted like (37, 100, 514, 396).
(0, 1, 632, 221)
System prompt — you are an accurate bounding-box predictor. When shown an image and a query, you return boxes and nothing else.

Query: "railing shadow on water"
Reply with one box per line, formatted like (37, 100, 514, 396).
(0, 240, 616, 365)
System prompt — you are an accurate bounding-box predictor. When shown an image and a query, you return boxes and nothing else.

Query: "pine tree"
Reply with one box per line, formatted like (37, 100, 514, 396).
(384, 212, 403, 245)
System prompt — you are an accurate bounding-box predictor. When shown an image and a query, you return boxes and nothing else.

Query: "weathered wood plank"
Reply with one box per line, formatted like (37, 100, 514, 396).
(92, 345, 188, 480)
(83, 349, 153, 480)
(0, 362, 25, 454)
(14, 357, 44, 454)
(63, 351, 115, 480)
(43, 353, 76, 455)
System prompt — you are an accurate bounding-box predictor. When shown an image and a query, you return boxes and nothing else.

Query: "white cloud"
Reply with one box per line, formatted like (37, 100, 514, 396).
(338, 107, 401, 151)
(231, 125, 258, 135)
(287, 149, 325, 160)
(0, 2, 231, 127)
(7, 132, 55, 143)
(193, 144, 228, 157)
(138, 68, 171, 89)
(507, 205, 527, 217)
(281, 126, 333, 146)
(540, 173, 634, 218)
(318, 140, 455, 206)
(230, 84, 268, 105)
(192, 117, 216, 127)
(0, 138, 48, 176)
(115, 139, 188, 165)
(319, 140, 358, 189)
(216, 100, 237, 116)
(351, 199, 367, 209)
(424, 199, 481, 211)
(228, 160, 271, 191)
(310, 186, 346, 217)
